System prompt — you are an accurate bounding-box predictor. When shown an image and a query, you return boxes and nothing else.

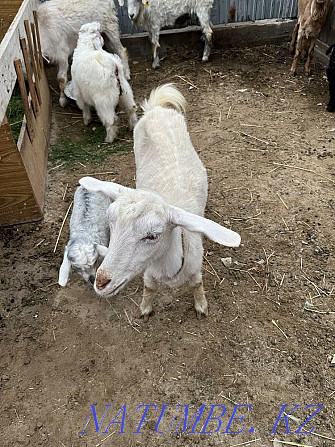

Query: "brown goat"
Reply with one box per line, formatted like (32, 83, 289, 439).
(290, 0, 333, 76)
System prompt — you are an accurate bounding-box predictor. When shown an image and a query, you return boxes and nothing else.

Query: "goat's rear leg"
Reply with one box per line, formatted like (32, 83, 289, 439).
(139, 274, 158, 322)
(95, 103, 118, 143)
(190, 273, 208, 319)
(103, 25, 131, 80)
(76, 97, 92, 126)
(119, 81, 137, 130)
(290, 34, 307, 76)
(57, 60, 69, 107)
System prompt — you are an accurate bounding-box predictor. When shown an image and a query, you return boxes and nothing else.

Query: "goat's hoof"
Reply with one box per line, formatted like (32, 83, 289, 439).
(196, 309, 208, 320)
(290, 70, 297, 77)
(138, 310, 152, 322)
(201, 56, 209, 63)
(152, 61, 160, 70)
(305, 71, 311, 78)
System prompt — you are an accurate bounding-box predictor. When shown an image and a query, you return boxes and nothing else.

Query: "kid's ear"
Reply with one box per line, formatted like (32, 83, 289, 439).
(96, 244, 108, 257)
(168, 205, 241, 247)
(79, 177, 131, 200)
(93, 35, 104, 51)
(59, 249, 71, 286)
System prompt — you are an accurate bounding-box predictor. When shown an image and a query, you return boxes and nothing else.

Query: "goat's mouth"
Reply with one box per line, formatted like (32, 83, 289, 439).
(110, 279, 127, 295)
(95, 279, 128, 296)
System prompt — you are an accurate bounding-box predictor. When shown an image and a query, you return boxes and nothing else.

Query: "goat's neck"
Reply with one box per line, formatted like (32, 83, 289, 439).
(311, 0, 327, 20)
(154, 227, 184, 279)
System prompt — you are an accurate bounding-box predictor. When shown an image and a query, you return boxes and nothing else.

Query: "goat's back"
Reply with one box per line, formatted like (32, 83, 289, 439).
(134, 105, 207, 215)
(38, 0, 117, 57)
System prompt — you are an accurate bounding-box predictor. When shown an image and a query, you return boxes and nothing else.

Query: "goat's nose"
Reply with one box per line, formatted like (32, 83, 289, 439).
(96, 271, 111, 290)
(129, 13, 135, 20)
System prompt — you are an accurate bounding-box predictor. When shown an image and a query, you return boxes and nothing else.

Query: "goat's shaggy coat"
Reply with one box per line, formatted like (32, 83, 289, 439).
(38, 0, 130, 107)
(71, 22, 137, 143)
(58, 187, 110, 286)
(118, 0, 214, 69)
(80, 84, 240, 320)
(290, 0, 332, 76)
(326, 44, 335, 112)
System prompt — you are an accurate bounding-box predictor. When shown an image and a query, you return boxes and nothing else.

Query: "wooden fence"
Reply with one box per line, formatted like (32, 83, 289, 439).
(0, 0, 51, 226)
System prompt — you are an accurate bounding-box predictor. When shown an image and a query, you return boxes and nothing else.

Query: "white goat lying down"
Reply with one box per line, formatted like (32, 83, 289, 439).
(118, 0, 214, 69)
(71, 22, 137, 143)
(38, 0, 130, 107)
(80, 84, 241, 320)
(58, 186, 110, 287)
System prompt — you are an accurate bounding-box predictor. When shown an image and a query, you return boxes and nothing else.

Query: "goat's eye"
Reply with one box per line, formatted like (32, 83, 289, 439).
(143, 233, 159, 242)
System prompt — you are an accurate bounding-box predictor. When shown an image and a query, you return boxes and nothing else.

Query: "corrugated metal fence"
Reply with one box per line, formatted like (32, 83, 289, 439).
(115, 0, 298, 35)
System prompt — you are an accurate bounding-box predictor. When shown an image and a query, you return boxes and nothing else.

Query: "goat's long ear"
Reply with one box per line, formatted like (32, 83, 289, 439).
(96, 244, 108, 257)
(59, 249, 71, 286)
(79, 177, 130, 200)
(168, 205, 241, 247)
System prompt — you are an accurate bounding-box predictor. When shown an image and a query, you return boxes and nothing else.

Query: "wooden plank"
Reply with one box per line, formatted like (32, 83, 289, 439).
(0, 118, 42, 226)
(0, 0, 39, 123)
(33, 10, 43, 71)
(24, 19, 41, 104)
(20, 37, 39, 117)
(19, 67, 51, 209)
(14, 58, 35, 142)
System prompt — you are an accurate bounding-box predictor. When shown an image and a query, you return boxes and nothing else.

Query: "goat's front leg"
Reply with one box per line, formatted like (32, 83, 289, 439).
(198, 15, 212, 62)
(139, 273, 158, 322)
(289, 22, 299, 54)
(57, 59, 69, 108)
(189, 272, 208, 320)
(304, 37, 316, 77)
(149, 29, 160, 69)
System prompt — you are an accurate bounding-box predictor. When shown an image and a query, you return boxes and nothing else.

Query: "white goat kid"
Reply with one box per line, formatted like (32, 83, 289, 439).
(118, 0, 214, 69)
(38, 0, 130, 107)
(80, 84, 240, 320)
(71, 22, 137, 143)
(58, 186, 110, 287)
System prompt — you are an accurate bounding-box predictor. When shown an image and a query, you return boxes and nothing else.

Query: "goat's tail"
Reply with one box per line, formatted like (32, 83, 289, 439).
(141, 83, 186, 115)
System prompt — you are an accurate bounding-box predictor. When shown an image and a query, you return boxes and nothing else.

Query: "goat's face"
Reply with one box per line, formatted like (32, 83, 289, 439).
(59, 239, 108, 286)
(94, 191, 173, 297)
(127, 0, 142, 21)
(78, 22, 104, 49)
(79, 177, 241, 298)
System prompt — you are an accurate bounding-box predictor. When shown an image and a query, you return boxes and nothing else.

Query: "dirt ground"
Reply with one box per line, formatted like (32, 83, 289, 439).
(1, 41, 335, 447)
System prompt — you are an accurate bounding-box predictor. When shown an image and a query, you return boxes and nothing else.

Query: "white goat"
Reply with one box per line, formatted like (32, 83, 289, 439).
(118, 0, 214, 69)
(38, 0, 130, 107)
(80, 84, 240, 320)
(58, 186, 110, 287)
(71, 22, 137, 143)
